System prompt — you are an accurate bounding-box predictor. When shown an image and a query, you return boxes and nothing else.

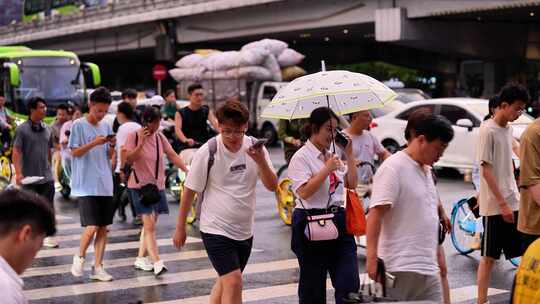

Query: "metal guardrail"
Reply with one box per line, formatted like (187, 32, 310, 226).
(0, 0, 209, 37)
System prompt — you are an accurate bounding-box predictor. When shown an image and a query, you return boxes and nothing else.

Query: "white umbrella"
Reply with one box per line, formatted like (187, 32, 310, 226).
(261, 70, 397, 120)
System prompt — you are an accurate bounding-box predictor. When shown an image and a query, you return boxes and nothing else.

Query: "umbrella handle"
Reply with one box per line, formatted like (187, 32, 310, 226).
(321, 60, 326, 72)
(325, 94, 336, 154)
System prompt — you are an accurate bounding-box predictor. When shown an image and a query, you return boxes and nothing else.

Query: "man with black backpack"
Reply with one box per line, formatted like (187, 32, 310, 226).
(173, 100, 277, 304)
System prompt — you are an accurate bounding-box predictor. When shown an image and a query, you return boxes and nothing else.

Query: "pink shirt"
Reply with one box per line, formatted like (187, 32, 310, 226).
(125, 131, 174, 190)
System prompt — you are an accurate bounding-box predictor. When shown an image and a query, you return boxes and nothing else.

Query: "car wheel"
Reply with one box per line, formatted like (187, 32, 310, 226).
(382, 139, 400, 154)
(261, 123, 277, 145)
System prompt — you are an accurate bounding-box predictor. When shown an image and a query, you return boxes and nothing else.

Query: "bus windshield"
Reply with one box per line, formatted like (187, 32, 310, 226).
(13, 57, 84, 112)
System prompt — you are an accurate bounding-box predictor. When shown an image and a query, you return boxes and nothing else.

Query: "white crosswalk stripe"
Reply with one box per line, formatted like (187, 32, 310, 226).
(24, 220, 511, 303)
(149, 277, 510, 304)
(36, 237, 201, 258)
(55, 214, 72, 220)
(25, 259, 299, 300)
(53, 227, 142, 242)
(24, 250, 208, 278)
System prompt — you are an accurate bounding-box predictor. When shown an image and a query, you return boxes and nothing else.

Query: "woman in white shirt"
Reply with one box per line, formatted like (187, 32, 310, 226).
(288, 107, 358, 304)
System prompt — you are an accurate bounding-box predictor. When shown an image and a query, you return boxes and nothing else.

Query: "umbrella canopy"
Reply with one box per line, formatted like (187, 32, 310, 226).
(261, 70, 397, 120)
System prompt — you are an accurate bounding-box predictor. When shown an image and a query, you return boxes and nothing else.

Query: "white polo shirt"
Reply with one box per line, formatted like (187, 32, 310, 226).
(370, 151, 439, 276)
(288, 140, 347, 209)
(0, 256, 27, 304)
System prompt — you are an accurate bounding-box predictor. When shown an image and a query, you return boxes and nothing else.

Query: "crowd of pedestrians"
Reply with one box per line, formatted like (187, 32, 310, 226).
(3, 80, 540, 304)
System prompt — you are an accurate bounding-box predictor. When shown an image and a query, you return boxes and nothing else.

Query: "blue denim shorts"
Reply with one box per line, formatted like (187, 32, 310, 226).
(128, 188, 169, 215)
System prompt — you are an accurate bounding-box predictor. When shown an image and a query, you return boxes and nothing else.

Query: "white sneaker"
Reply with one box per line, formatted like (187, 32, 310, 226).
(153, 260, 167, 277)
(90, 266, 113, 281)
(134, 257, 154, 272)
(70, 255, 85, 277)
(42, 237, 59, 248)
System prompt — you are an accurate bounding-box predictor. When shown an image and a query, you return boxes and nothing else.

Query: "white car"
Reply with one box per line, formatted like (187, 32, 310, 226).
(370, 98, 533, 172)
(369, 100, 405, 119)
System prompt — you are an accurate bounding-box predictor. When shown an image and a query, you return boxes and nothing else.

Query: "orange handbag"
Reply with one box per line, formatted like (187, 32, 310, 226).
(345, 189, 367, 236)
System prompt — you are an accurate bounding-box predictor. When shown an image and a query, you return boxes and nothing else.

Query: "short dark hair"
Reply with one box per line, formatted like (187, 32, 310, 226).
(303, 107, 339, 138)
(499, 83, 530, 106)
(69, 105, 81, 116)
(485, 95, 500, 121)
(187, 83, 203, 95)
(90, 87, 112, 104)
(117, 102, 134, 120)
(27, 96, 46, 112)
(121, 88, 137, 100)
(405, 110, 454, 143)
(56, 103, 69, 112)
(0, 188, 56, 237)
(216, 100, 249, 126)
(142, 105, 161, 124)
(163, 89, 175, 99)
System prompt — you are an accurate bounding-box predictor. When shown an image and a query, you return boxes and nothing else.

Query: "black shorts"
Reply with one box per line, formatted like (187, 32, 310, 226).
(201, 232, 253, 276)
(481, 211, 523, 259)
(78, 196, 115, 227)
(520, 232, 540, 254)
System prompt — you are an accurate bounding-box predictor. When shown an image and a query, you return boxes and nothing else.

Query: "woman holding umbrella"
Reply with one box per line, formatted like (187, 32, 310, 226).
(288, 107, 359, 304)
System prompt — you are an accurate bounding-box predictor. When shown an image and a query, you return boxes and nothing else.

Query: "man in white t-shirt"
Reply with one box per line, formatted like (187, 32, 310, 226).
(367, 113, 454, 302)
(113, 102, 141, 222)
(344, 110, 390, 196)
(0, 188, 56, 304)
(173, 100, 277, 304)
(476, 84, 529, 304)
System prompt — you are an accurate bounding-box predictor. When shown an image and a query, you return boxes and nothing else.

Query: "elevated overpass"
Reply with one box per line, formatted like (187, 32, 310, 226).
(1, 0, 539, 95)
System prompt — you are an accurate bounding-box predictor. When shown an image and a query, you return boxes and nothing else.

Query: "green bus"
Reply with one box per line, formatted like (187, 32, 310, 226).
(0, 46, 100, 120)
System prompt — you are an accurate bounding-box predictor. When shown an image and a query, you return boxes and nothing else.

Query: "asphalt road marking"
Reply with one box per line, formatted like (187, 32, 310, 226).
(25, 248, 263, 278)
(55, 214, 72, 220)
(450, 285, 508, 302)
(55, 222, 83, 230)
(52, 228, 142, 242)
(36, 237, 201, 258)
(24, 250, 208, 278)
(24, 258, 299, 300)
(151, 278, 509, 303)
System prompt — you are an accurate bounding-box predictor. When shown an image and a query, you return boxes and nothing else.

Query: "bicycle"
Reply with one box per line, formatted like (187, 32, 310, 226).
(273, 162, 296, 225)
(0, 142, 13, 190)
(165, 144, 201, 225)
(58, 164, 71, 199)
(165, 164, 197, 224)
(450, 196, 520, 267)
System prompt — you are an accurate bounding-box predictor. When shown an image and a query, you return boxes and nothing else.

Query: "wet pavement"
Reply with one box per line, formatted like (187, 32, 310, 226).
(24, 148, 517, 303)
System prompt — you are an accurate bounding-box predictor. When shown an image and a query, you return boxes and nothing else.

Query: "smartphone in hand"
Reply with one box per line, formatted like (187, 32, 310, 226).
(251, 138, 268, 149)
(335, 130, 349, 148)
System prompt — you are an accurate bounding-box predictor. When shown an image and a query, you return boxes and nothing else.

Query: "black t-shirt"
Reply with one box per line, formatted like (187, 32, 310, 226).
(179, 105, 211, 144)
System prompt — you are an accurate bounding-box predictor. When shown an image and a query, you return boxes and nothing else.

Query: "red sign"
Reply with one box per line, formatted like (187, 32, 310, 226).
(152, 64, 168, 81)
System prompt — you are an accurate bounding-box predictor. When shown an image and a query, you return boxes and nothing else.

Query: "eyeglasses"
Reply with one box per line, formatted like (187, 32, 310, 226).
(221, 129, 246, 137)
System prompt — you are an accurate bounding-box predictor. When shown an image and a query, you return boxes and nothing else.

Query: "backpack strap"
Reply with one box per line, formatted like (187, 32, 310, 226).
(195, 136, 217, 217)
(202, 136, 218, 195)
